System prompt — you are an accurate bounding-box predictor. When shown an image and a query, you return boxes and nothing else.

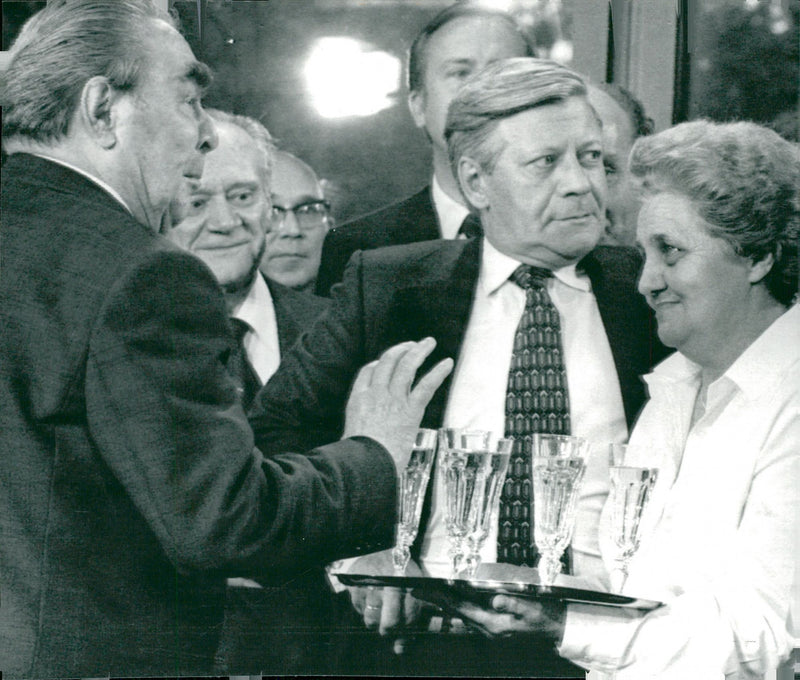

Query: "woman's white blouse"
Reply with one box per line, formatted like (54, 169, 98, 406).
(559, 305, 799, 679)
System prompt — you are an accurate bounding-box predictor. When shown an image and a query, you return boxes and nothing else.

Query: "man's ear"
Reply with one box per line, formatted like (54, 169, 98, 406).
(457, 156, 489, 210)
(407, 89, 427, 130)
(78, 76, 122, 149)
(748, 250, 776, 285)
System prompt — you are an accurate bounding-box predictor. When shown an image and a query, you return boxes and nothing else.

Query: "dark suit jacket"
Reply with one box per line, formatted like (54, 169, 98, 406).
(0, 154, 396, 679)
(266, 277, 330, 359)
(254, 237, 669, 456)
(315, 186, 439, 296)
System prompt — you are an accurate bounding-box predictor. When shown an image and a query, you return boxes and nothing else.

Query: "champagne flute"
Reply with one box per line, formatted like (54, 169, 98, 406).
(606, 443, 658, 592)
(440, 428, 491, 579)
(461, 436, 513, 579)
(392, 428, 438, 574)
(531, 434, 588, 587)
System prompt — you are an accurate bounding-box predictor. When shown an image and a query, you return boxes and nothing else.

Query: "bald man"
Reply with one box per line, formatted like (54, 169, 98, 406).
(260, 151, 333, 293)
(587, 83, 654, 247)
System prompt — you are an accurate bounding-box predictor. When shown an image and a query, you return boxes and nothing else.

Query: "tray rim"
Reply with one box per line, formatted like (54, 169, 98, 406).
(336, 572, 664, 611)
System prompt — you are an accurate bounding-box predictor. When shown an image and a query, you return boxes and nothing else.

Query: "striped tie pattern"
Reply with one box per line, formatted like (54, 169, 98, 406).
(497, 265, 571, 566)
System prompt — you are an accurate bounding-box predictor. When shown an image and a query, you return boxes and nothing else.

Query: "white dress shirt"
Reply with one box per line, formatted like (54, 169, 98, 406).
(560, 305, 800, 680)
(418, 239, 627, 577)
(431, 174, 471, 240)
(230, 273, 281, 384)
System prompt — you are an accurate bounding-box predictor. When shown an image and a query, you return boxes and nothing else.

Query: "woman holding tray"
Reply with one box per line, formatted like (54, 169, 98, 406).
(452, 120, 799, 679)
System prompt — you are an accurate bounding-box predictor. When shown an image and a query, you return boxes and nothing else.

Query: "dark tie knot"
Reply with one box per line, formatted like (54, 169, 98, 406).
(229, 317, 251, 342)
(510, 264, 552, 290)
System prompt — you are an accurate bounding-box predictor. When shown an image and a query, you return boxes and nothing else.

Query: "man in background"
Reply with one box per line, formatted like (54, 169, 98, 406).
(167, 111, 328, 411)
(588, 82, 654, 246)
(314, 2, 532, 295)
(260, 150, 333, 293)
(0, 2, 451, 676)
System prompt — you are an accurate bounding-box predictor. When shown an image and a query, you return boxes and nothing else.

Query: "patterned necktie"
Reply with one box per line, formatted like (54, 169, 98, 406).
(497, 265, 571, 566)
(228, 318, 261, 411)
(457, 213, 483, 239)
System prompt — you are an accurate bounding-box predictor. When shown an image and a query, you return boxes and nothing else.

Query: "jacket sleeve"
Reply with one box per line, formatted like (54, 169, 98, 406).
(85, 249, 396, 580)
(250, 250, 372, 456)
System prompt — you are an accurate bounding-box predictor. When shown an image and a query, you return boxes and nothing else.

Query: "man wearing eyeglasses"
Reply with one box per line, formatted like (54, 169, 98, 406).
(167, 110, 329, 413)
(260, 150, 333, 293)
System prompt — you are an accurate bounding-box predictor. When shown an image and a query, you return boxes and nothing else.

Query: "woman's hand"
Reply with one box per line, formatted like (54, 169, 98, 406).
(425, 589, 568, 644)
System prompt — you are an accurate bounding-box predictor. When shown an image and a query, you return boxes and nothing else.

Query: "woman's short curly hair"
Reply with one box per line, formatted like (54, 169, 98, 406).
(630, 120, 800, 305)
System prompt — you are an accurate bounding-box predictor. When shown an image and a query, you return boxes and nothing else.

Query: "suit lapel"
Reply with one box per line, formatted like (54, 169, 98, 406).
(581, 248, 659, 431)
(266, 279, 301, 356)
(401, 187, 440, 242)
(386, 238, 482, 428)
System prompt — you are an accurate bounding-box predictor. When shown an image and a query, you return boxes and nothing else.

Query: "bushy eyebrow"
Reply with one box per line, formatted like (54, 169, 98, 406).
(186, 61, 213, 92)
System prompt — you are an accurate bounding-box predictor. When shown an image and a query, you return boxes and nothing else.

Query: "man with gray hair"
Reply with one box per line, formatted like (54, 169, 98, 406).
(252, 57, 667, 676)
(166, 109, 329, 411)
(0, 1, 452, 677)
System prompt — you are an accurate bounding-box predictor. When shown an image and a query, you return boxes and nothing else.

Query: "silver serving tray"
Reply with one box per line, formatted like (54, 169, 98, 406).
(337, 572, 663, 611)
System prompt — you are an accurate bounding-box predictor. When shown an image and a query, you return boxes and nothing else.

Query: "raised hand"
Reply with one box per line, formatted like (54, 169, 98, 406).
(343, 337, 453, 472)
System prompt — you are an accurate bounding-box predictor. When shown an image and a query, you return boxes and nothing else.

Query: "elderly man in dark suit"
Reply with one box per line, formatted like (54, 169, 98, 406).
(314, 3, 533, 295)
(0, 2, 451, 678)
(252, 57, 669, 676)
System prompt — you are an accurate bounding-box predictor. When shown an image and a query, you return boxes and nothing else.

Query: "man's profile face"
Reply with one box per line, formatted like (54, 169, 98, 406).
(260, 152, 329, 290)
(408, 15, 528, 154)
(167, 121, 269, 291)
(114, 20, 216, 228)
(469, 96, 606, 270)
(587, 87, 638, 247)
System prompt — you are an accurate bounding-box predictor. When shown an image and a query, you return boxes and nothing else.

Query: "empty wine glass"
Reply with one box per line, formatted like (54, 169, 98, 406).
(461, 436, 513, 579)
(606, 443, 658, 592)
(531, 434, 588, 587)
(392, 428, 438, 574)
(440, 428, 491, 579)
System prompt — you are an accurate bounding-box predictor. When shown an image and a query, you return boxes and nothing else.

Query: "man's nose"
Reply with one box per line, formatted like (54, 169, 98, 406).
(197, 109, 218, 154)
(558, 153, 593, 196)
(276, 210, 303, 237)
(209, 197, 239, 231)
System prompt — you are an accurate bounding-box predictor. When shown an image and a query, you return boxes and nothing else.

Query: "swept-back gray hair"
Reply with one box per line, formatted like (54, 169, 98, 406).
(445, 57, 588, 182)
(1, 0, 208, 144)
(630, 119, 800, 305)
(205, 109, 276, 189)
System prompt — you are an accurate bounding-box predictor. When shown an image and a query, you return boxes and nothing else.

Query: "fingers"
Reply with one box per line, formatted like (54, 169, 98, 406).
(371, 340, 424, 391)
(349, 585, 368, 615)
(363, 586, 383, 630)
(378, 587, 404, 635)
(385, 337, 436, 396)
(410, 357, 454, 407)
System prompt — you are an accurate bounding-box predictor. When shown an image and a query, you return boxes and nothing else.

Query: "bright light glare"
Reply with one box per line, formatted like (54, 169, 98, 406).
(305, 38, 401, 119)
(474, 0, 515, 10)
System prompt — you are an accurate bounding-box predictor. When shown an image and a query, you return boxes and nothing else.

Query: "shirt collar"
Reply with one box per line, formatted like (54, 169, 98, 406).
(646, 304, 800, 400)
(30, 152, 133, 215)
(479, 237, 591, 295)
(431, 174, 470, 240)
(230, 273, 274, 341)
